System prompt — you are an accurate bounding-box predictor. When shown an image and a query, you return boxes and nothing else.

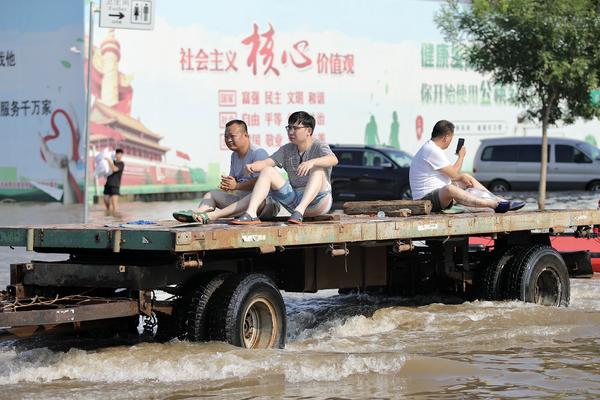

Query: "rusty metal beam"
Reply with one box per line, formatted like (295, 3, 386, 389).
(0, 300, 138, 327)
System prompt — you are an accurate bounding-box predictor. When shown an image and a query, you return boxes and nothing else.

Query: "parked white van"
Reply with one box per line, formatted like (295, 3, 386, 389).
(473, 137, 600, 192)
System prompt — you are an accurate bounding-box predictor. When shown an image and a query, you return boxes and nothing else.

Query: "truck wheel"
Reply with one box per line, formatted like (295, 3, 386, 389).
(475, 246, 522, 300)
(504, 245, 570, 306)
(208, 273, 286, 349)
(488, 179, 510, 192)
(186, 273, 230, 342)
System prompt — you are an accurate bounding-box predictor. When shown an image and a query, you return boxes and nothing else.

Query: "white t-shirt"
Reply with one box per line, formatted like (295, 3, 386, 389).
(409, 139, 452, 200)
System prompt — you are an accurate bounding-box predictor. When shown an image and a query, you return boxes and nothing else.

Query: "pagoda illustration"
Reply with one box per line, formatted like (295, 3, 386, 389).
(87, 29, 191, 188)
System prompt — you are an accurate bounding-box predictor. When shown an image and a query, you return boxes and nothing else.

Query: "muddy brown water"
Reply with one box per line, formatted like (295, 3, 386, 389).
(0, 192, 599, 399)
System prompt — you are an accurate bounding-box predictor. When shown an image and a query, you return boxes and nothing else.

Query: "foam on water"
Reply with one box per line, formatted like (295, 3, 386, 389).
(0, 341, 406, 384)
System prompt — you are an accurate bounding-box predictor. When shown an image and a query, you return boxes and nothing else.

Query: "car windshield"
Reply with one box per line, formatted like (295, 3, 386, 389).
(577, 142, 600, 160)
(381, 149, 412, 167)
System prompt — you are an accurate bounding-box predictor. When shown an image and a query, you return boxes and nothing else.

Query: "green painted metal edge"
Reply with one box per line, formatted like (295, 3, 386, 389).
(0, 228, 28, 247)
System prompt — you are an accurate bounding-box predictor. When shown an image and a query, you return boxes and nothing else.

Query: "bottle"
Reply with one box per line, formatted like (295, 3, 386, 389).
(377, 211, 386, 219)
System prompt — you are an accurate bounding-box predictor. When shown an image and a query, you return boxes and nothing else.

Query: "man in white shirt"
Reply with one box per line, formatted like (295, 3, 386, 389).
(410, 120, 524, 213)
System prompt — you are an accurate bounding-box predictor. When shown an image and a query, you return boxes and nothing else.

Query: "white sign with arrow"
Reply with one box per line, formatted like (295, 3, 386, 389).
(99, 0, 155, 30)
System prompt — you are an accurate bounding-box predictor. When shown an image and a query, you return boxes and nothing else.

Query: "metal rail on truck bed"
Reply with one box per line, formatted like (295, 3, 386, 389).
(0, 209, 599, 253)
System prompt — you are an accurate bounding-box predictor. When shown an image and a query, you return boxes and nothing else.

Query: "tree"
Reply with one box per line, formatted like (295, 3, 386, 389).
(437, 0, 600, 209)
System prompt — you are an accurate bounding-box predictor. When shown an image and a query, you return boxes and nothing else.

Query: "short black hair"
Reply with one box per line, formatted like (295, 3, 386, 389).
(225, 119, 248, 133)
(288, 111, 315, 134)
(115, 148, 124, 154)
(431, 120, 455, 138)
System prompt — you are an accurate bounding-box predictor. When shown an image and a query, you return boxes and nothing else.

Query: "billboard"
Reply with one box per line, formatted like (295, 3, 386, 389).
(91, 0, 599, 185)
(0, 0, 86, 204)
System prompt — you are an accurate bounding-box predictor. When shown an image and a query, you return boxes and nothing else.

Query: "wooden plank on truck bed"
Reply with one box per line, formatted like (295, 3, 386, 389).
(343, 200, 432, 215)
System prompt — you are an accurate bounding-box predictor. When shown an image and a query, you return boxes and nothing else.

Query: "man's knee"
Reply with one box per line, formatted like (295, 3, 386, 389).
(259, 166, 277, 178)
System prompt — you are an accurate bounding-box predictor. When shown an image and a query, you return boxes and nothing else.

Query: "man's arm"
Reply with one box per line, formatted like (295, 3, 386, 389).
(104, 157, 120, 172)
(245, 157, 276, 174)
(297, 154, 338, 177)
(438, 146, 466, 180)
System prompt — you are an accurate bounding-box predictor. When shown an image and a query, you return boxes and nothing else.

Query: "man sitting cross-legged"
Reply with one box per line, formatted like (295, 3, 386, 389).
(173, 119, 279, 223)
(410, 119, 525, 213)
(230, 111, 338, 225)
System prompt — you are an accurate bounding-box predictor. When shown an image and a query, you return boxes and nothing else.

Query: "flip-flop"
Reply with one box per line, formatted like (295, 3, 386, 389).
(287, 210, 304, 224)
(230, 212, 262, 225)
(173, 210, 210, 224)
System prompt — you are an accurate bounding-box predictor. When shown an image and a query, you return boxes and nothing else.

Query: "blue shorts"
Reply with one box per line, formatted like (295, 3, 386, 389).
(270, 182, 332, 214)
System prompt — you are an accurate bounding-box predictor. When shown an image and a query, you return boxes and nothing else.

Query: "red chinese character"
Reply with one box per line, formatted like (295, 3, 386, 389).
(195, 49, 209, 70)
(330, 54, 343, 74)
(242, 23, 280, 76)
(290, 40, 312, 68)
(265, 112, 273, 126)
(250, 113, 260, 126)
(318, 133, 326, 142)
(275, 133, 283, 146)
(308, 92, 316, 104)
(273, 91, 281, 104)
(226, 51, 238, 72)
(274, 113, 282, 126)
(218, 90, 237, 107)
(265, 91, 274, 104)
(317, 92, 325, 104)
(180, 48, 193, 70)
(251, 91, 260, 105)
(242, 91, 251, 105)
(219, 112, 237, 128)
(343, 54, 355, 74)
(242, 24, 261, 75)
(242, 113, 250, 122)
(295, 91, 304, 104)
(210, 49, 224, 71)
(252, 134, 261, 145)
(316, 112, 325, 126)
(266, 133, 274, 147)
(317, 53, 329, 74)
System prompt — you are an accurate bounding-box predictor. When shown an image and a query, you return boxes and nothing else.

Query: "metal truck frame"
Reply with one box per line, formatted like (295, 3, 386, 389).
(1, 208, 599, 348)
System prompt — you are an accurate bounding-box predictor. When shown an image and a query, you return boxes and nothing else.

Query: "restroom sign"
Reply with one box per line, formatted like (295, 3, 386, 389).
(99, 0, 155, 30)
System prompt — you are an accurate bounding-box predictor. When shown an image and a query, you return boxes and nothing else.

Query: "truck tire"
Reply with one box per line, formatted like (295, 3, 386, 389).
(208, 273, 286, 349)
(475, 246, 522, 300)
(186, 273, 230, 342)
(504, 245, 570, 306)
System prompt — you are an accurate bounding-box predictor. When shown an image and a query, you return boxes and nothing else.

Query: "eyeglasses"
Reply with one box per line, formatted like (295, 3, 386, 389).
(285, 125, 307, 133)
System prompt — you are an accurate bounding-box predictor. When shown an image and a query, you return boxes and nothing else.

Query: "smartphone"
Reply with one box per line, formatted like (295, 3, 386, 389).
(455, 138, 465, 155)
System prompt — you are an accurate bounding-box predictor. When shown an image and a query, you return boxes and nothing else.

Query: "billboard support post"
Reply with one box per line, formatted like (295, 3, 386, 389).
(83, 2, 99, 223)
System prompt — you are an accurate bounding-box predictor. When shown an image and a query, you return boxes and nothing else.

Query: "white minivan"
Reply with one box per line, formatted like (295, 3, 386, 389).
(473, 137, 600, 192)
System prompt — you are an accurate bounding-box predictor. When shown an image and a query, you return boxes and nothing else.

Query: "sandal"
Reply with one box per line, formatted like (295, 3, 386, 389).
(230, 212, 262, 225)
(287, 211, 304, 225)
(173, 210, 210, 224)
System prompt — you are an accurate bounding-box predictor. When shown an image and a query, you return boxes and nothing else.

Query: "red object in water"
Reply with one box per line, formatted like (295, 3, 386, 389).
(470, 236, 600, 273)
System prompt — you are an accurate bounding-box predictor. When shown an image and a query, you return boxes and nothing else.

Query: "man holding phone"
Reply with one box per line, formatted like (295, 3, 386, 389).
(409, 120, 524, 213)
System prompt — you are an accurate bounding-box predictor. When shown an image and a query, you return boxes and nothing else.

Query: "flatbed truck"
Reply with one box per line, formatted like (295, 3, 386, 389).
(1, 207, 599, 348)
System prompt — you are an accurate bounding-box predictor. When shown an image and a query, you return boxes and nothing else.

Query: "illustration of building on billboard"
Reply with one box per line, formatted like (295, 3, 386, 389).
(87, 29, 212, 197)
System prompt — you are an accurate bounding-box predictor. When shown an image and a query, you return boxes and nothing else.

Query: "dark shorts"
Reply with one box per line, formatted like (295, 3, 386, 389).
(421, 187, 454, 212)
(104, 185, 120, 196)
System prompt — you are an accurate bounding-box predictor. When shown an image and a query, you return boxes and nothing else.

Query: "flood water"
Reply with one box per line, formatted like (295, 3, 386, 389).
(0, 192, 599, 399)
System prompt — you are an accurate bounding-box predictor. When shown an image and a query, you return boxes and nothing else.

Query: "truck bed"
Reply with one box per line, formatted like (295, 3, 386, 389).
(1, 209, 599, 253)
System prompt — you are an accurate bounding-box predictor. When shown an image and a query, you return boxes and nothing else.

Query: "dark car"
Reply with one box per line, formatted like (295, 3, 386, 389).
(329, 144, 412, 202)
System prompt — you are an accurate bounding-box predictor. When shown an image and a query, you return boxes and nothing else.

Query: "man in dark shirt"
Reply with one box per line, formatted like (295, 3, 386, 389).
(104, 148, 125, 214)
